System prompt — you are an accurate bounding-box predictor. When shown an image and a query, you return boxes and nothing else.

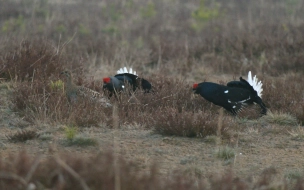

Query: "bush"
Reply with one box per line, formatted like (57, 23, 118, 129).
(11, 79, 111, 127)
(6, 130, 39, 142)
(262, 75, 304, 123)
(215, 146, 235, 160)
(0, 40, 66, 82)
(152, 107, 231, 138)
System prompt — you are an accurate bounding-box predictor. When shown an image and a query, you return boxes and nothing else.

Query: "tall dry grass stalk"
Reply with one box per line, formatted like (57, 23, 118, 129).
(112, 104, 121, 190)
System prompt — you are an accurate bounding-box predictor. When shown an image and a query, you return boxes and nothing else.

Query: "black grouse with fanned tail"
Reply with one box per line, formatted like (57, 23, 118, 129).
(103, 67, 152, 96)
(193, 71, 267, 115)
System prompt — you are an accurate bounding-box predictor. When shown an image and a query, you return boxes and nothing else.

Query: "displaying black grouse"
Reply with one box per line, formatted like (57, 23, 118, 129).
(103, 67, 152, 95)
(193, 71, 267, 115)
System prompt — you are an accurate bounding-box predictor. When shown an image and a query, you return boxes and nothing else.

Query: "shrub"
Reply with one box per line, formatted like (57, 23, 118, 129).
(11, 79, 111, 127)
(262, 75, 304, 123)
(285, 170, 303, 180)
(261, 111, 299, 126)
(6, 130, 39, 142)
(64, 126, 78, 140)
(0, 40, 66, 82)
(288, 127, 304, 141)
(63, 136, 98, 147)
(215, 146, 235, 161)
(152, 107, 232, 138)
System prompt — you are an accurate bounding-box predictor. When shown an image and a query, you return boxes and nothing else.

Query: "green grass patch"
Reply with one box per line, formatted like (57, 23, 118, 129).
(204, 135, 220, 144)
(215, 146, 235, 160)
(63, 136, 98, 147)
(285, 169, 303, 180)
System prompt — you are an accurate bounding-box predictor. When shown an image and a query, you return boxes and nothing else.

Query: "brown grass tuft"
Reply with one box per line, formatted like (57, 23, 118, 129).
(261, 111, 299, 126)
(152, 107, 231, 138)
(6, 130, 39, 142)
(0, 40, 67, 82)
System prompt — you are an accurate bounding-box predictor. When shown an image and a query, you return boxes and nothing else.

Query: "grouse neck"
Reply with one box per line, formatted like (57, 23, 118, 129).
(66, 74, 75, 91)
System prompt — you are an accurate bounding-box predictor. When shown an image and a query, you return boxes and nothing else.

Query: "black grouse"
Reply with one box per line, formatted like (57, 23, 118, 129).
(193, 71, 267, 115)
(103, 67, 152, 95)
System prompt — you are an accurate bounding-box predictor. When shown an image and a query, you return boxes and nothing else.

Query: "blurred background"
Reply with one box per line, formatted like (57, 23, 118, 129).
(0, 0, 304, 79)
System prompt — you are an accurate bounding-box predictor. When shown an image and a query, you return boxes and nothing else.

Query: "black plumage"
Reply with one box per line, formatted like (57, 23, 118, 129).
(193, 73, 267, 115)
(103, 67, 152, 95)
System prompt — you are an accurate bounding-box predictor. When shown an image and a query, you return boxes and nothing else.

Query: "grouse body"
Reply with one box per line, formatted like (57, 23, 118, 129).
(103, 67, 152, 95)
(193, 71, 267, 115)
(60, 71, 112, 107)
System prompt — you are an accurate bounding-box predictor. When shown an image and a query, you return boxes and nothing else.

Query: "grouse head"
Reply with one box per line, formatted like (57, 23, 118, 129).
(192, 83, 199, 93)
(103, 76, 124, 92)
(60, 70, 72, 78)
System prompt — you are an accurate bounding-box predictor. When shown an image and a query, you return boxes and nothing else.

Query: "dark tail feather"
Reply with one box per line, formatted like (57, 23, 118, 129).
(140, 78, 152, 93)
(255, 97, 267, 115)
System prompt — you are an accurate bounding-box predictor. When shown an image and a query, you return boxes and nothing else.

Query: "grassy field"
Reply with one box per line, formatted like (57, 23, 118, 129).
(0, 0, 304, 189)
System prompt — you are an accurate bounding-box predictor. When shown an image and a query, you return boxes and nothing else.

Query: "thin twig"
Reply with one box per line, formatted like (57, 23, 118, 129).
(59, 32, 77, 52)
(217, 107, 223, 137)
(25, 155, 42, 183)
(112, 104, 121, 190)
(30, 69, 35, 89)
(57, 34, 61, 55)
(0, 172, 27, 186)
(29, 55, 46, 68)
(55, 156, 90, 190)
(143, 93, 176, 107)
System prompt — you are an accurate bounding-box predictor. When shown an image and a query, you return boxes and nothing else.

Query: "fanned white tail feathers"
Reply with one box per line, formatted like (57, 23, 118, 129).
(117, 67, 137, 76)
(247, 71, 263, 98)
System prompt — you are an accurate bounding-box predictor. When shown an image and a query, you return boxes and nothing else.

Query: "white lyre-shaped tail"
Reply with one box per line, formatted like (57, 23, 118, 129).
(247, 71, 263, 98)
(117, 67, 137, 76)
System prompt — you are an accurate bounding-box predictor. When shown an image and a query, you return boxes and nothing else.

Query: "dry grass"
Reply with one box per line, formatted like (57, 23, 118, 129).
(0, 0, 303, 189)
(215, 146, 235, 161)
(11, 78, 112, 127)
(0, 150, 302, 190)
(261, 111, 299, 126)
(62, 136, 98, 147)
(0, 40, 66, 82)
(6, 130, 39, 142)
(288, 127, 304, 141)
(152, 108, 233, 138)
